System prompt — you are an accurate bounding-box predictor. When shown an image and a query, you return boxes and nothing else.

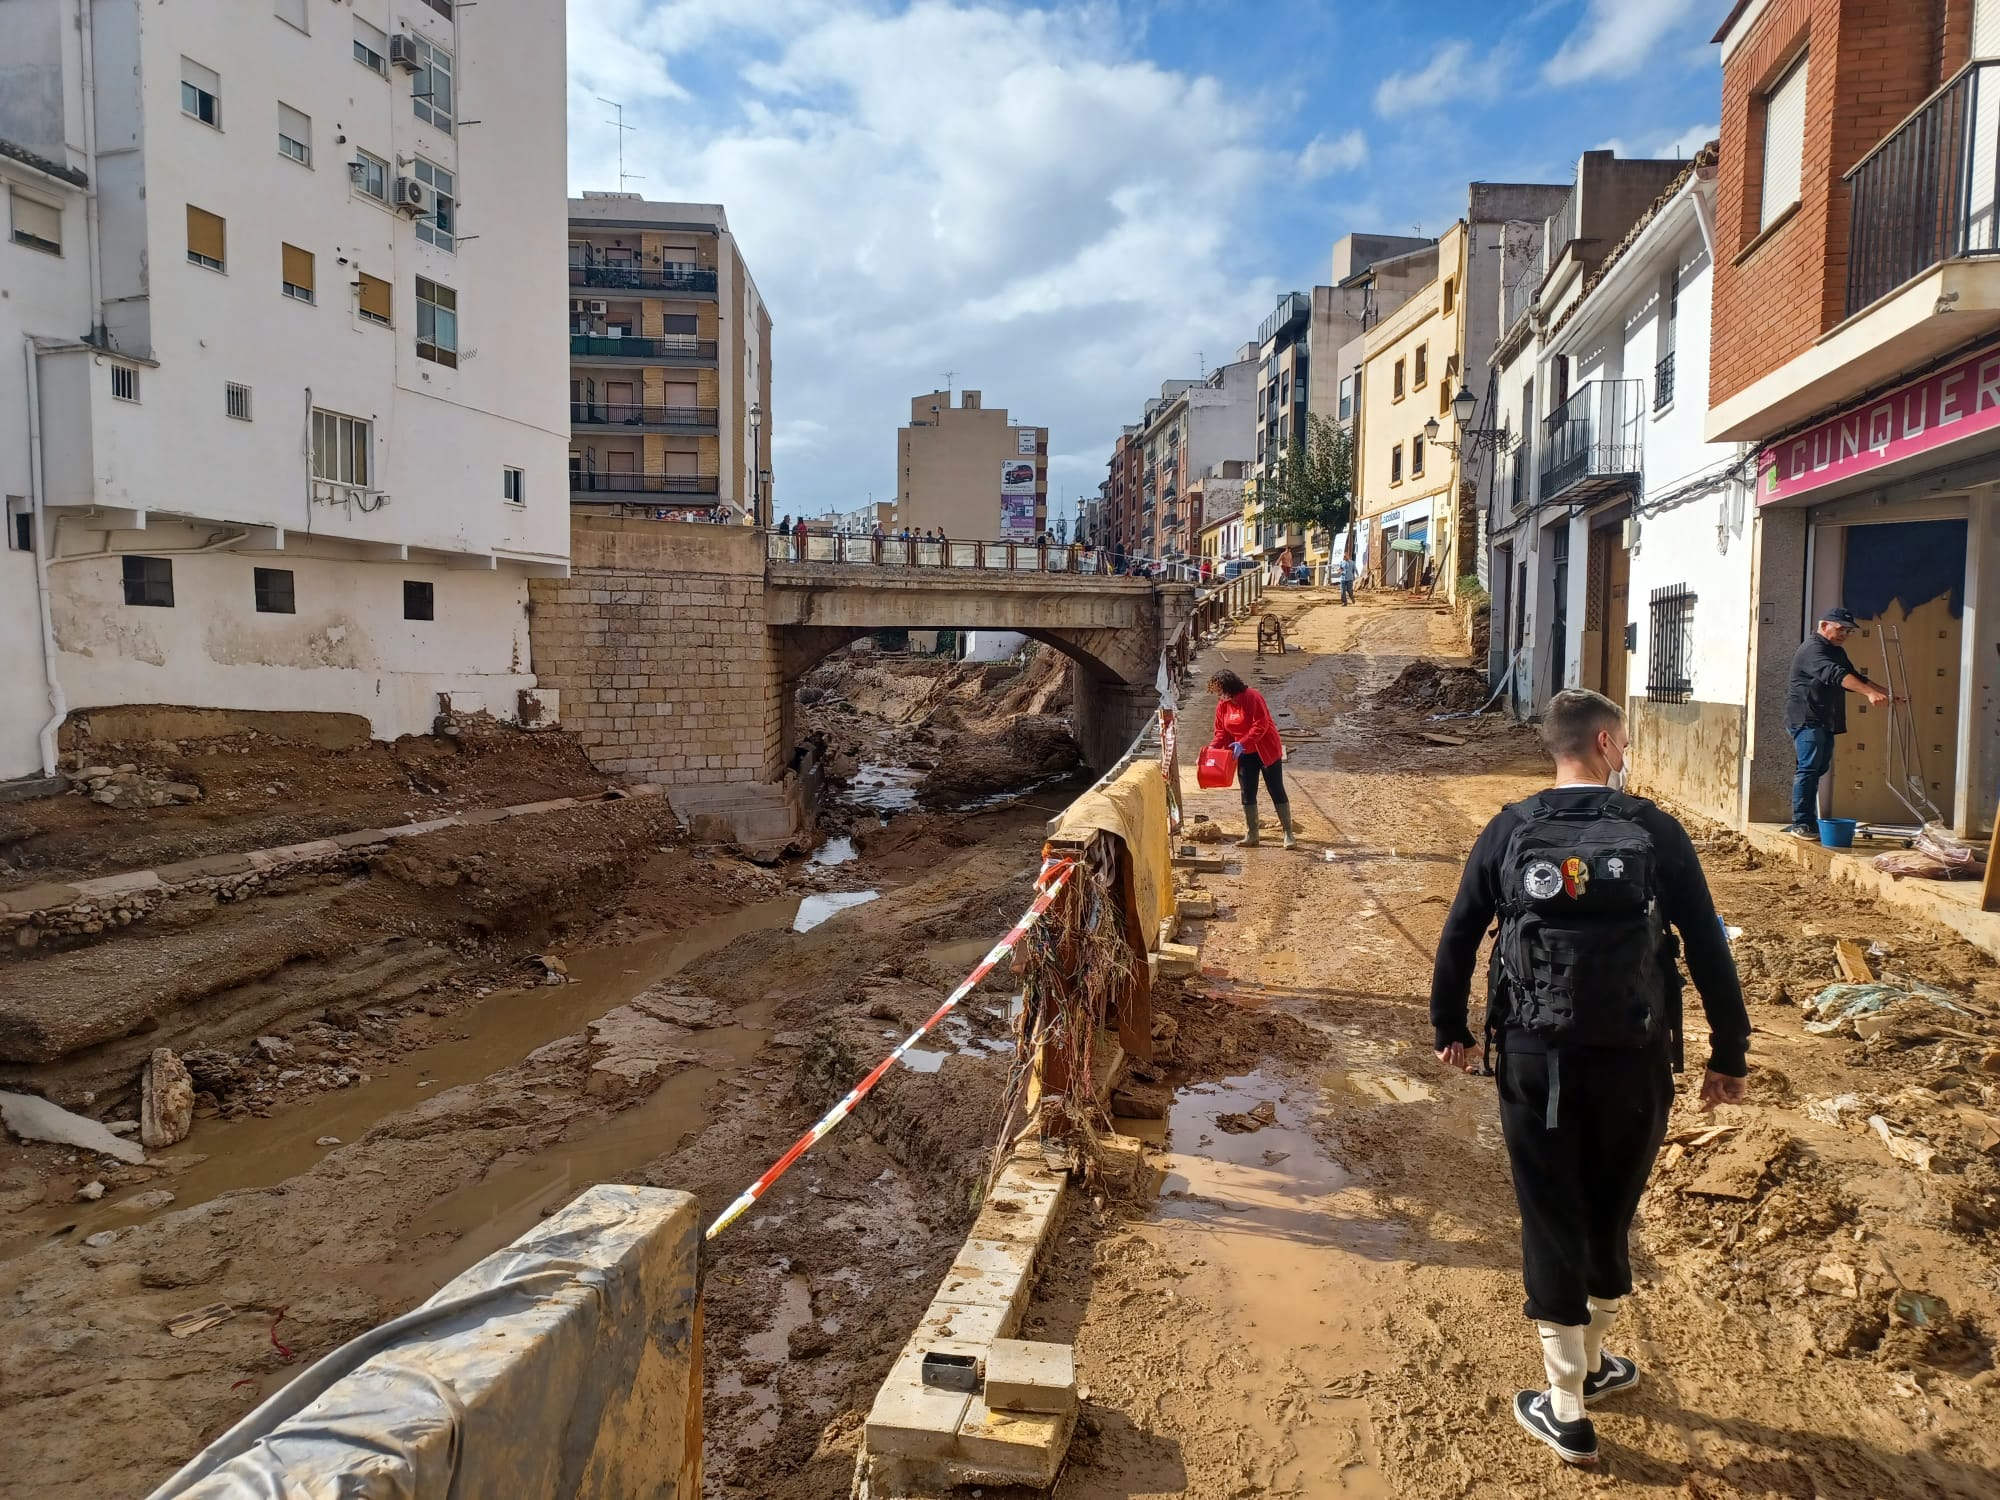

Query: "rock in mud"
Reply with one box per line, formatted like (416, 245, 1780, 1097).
(1216, 1100, 1278, 1134)
(76, 1180, 106, 1202)
(0, 1090, 146, 1164)
(631, 988, 723, 1029)
(116, 1189, 176, 1213)
(141, 1047, 195, 1149)
(583, 1006, 692, 1099)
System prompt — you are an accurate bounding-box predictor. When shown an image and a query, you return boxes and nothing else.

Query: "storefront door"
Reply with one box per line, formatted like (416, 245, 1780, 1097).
(1812, 516, 1967, 826)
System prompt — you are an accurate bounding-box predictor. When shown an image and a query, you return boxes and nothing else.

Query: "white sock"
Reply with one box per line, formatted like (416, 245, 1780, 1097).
(1537, 1322, 1588, 1423)
(1584, 1296, 1623, 1373)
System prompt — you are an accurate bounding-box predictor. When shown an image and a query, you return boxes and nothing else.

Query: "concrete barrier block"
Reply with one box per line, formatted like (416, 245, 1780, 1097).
(984, 1339, 1077, 1415)
(151, 1185, 703, 1500)
(1156, 941, 1200, 978)
(953, 1395, 1073, 1483)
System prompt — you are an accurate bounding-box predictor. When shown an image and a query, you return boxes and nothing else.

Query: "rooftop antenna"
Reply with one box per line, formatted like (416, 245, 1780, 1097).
(941, 370, 955, 398)
(598, 98, 642, 193)
(1198, 350, 1206, 379)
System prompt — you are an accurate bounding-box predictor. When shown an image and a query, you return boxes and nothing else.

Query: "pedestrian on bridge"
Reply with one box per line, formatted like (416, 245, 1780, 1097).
(1206, 668, 1295, 849)
(1428, 688, 1750, 1469)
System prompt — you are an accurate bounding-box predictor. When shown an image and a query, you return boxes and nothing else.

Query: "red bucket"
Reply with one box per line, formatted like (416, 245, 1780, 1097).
(1196, 745, 1236, 789)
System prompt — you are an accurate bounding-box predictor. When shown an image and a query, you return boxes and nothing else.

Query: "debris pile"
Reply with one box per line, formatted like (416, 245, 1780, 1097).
(1372, 659, 1490, 714)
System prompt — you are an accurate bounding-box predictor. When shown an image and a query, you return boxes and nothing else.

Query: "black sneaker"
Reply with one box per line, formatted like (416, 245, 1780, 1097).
(1513, 1390, 1599, 1466)
(1583, 1353, 1640, 1404)
(1786, 823, 1820, 841)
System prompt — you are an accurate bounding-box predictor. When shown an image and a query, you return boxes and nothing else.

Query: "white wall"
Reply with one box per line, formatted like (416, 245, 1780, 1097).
(48, 527, 537, 738)
(1, 0, 571, 777)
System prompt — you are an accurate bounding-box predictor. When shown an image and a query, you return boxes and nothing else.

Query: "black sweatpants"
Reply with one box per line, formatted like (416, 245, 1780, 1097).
(1236, 751, 1288, 815)
(1495, 1041, 1674, 1326)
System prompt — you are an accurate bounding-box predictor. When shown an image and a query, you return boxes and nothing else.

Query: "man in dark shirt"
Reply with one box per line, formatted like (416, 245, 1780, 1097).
(1783, 606, 1891, 837)
(1431, 689, 1750, 1468)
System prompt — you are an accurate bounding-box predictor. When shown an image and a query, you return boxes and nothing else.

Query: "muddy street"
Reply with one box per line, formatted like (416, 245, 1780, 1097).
(3, 594, 1998, 1500)
(1042, 593, 2000, 1499)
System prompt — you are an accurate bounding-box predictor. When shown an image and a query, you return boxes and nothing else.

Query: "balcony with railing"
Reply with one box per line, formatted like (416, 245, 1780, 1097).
(571, 402, 719, 431)
(570, 334, 718, 363)
(569, 471, 721, 496)
(1502, 238, 1546, 332)
(1539, 379, 1643, 504)
(568, 263, 719, 296)
(1846, 61, 2000, 316)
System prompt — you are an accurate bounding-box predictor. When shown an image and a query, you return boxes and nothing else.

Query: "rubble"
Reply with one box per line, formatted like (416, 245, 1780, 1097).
(140, 1048, 195, 1149)
(0, 1090, 146, 1164)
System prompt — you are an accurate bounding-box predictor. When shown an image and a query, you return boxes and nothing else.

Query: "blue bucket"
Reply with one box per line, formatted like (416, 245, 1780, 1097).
(1817, 817, 1858, 848)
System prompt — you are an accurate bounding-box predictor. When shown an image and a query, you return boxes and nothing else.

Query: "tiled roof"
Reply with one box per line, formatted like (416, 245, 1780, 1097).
(0, 138, 88, 188)
(1546, 142, 1718, 345)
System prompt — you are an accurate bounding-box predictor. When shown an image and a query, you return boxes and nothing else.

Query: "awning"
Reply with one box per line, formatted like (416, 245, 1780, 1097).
(1389, 538, 1427, 554)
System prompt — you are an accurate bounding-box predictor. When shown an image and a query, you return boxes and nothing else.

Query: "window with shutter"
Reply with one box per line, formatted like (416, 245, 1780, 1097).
(357, 273, 392, 325)
(180, 58, 221, 127)
(282, 243, 314, 302)
(10, 192, 61, 253)
(275, 0, 307, 32)
(354, 17, 388, 73)
(1760, 52, 1808, 231)
(186, 205, 225, 270)
(1977, 0, 2000, 58)
(278, 103, 310, 165)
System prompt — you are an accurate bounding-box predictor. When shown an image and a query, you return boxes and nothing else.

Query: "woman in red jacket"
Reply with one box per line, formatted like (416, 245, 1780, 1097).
(1208, 668, 1295, 848)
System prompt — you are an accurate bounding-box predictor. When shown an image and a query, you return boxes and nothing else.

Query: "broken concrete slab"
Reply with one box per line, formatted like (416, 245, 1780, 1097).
(1171, 855, 1226, 874)
(0, 1091, 146, 1164)
(1156, 942, 1200, 979)
(984, 1339, 1077, 1415)
(1174, 891, 1215, 920)
(582, 1007, 693, 1100)
(954, 1395, 1074, 1483)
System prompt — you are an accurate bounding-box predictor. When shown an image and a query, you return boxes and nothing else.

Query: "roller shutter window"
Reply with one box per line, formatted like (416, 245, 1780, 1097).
(358, 272, 392, 325)
(282, 242, 314, 302)
(187, 205, 225, 270)
(10, 192, 60, 254)
(1760, 52, 1808, 231)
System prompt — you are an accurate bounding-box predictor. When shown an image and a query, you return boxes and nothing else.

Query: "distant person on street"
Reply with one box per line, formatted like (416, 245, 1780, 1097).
(1429, 688, 1750, 1469)
(1785, 606, 1892, 839)
(1335, 554, 1355, 605)
(1421, 556, 1437, 591)
(792, 514, 808, 561)
(1207, 668, 1295, 849)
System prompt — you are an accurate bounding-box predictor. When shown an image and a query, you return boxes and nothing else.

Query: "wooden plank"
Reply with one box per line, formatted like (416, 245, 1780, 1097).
(1834, 939, 1876, 983)
(1420, 732, 1468, 747)
(1983, 795, 2000, 914)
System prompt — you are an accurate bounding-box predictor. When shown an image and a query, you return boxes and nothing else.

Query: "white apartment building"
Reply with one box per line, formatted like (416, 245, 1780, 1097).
(1491, 152, 1754, 825)
(0, 0, 569, 781)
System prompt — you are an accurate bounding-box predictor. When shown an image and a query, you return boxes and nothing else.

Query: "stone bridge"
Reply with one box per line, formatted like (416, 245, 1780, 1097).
(528, 519, 1195, 842)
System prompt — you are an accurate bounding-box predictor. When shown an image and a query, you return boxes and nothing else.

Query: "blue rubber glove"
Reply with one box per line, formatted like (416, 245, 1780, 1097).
(1229, 742, 1245, 758)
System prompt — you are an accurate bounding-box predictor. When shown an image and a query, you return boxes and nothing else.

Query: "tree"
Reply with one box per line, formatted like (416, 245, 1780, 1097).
(1259, 413, 1354, 551)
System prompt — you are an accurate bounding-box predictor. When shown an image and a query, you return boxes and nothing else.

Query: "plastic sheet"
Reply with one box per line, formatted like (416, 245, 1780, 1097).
(145, 1184, 701, 1500)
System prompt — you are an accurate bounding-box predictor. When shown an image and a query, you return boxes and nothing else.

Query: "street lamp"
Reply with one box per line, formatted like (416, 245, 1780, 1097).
(1425, 383, 1503, 454)
(748, 402, 764, 527)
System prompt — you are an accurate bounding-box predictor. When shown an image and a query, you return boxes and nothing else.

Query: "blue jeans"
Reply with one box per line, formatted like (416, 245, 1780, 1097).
(1791, 725, 1834, 828)
(1339, 575, 1354, 604)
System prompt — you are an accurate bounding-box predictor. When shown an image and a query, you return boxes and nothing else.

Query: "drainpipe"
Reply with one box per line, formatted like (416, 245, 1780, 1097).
(25, 337, 66, 777)
(73, 0, 106, 343)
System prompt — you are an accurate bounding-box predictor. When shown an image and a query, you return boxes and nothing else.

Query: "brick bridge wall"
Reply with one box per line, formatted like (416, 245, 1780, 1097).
(529, 519, 1190, 839)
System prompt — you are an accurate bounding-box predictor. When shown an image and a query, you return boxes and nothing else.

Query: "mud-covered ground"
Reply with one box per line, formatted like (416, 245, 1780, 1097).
(0, 656, 1081, 1498)
(1036, 592, 2000, 1500)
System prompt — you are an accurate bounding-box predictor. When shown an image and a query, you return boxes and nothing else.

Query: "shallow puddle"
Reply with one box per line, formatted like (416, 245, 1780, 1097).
(1321, 1069, 1433, 1104)
(715, 1271, 814, 1447)
(793, 890, 880, 931)
(4, 897, 810, 1257)
(810, 835, 858, 866)
(1141, 1072, 1391, 1498)
(847, 764, 924, 813)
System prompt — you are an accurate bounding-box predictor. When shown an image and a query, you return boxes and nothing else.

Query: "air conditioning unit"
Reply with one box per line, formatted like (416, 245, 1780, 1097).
(389, 33, 424, 71)
(393, 177, 433, 216)
(587, 300, 607, 315)
(569, 299, 587, 315)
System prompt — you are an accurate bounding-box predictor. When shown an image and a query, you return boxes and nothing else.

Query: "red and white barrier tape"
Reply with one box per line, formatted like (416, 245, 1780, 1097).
(704, 857, 1077, 1241)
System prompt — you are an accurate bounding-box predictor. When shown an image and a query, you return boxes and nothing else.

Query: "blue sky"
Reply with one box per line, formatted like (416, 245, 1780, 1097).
(566, 1, 1723, 520)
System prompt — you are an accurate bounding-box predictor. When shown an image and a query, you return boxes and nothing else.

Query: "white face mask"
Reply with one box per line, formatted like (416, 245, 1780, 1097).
(1606, 766, 1628, 792)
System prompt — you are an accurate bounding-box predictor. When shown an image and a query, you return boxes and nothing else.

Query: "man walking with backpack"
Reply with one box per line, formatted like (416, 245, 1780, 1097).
(1429, 689, 1750, 1468)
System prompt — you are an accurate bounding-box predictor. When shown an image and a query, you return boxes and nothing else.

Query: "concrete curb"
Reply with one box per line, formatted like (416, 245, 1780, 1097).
(1738, 823, 1998, 961)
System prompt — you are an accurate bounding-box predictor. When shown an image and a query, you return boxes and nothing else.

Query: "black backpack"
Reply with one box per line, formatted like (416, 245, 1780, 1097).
(1490, 792, 1676, 1053)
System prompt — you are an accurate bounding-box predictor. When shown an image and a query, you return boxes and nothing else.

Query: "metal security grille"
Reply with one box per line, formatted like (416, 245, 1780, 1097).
(1647, 585, 1696, 702)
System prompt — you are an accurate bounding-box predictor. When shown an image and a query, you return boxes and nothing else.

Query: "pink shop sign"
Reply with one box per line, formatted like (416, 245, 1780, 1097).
(1760, 343, 2000, 504)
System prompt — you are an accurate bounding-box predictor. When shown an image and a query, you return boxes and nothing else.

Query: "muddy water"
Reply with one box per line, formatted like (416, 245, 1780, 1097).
(1143, 1071, 1392, 1498)
(3, 896, 810, 1257)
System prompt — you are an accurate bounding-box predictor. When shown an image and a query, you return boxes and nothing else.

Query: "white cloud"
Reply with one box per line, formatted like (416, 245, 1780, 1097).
(1373, 41, 1511, 118)
(1298, 129, 1367, 180)
(1596, 121, 1717, 160)
(568, 1, 1283, 518)
(1544, 0, 1693, 86)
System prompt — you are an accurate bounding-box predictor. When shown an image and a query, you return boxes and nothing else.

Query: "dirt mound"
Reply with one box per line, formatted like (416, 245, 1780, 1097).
(1372, 658, 1489, 714)
(2, 721, 610, 890)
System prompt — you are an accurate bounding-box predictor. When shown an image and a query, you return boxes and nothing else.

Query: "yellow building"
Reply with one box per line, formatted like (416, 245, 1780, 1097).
(1355, 221, 1467, 594)
(567, 194, 772, 523)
